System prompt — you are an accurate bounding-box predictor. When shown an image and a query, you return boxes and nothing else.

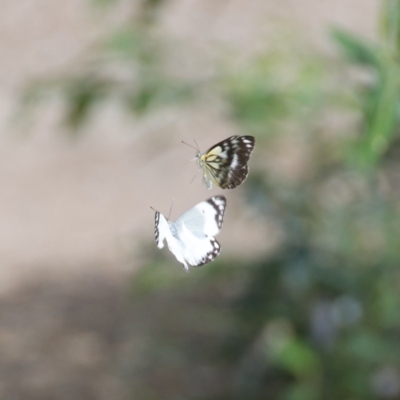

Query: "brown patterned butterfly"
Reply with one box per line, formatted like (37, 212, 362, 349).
(183, 135, 255, 189)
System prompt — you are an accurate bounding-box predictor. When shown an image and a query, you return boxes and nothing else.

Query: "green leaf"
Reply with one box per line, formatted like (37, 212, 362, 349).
(331, 28, 381, 68)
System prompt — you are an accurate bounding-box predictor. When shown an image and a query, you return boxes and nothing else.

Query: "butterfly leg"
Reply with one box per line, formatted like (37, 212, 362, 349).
(204, 174, 213, 189)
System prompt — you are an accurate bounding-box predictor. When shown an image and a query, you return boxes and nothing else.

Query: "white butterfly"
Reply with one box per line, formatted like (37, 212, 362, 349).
(153, 196, 227, 271)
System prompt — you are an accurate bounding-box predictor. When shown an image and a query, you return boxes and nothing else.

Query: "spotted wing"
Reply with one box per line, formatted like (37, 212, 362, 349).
(200, 135, 255, 189)
(174, 196, 227, 267)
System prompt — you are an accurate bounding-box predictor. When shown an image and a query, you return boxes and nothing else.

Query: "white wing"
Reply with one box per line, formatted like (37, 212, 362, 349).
(175, 196, 226, 236)
(154, 196, 227, 271)
(154, 211, 189, 270)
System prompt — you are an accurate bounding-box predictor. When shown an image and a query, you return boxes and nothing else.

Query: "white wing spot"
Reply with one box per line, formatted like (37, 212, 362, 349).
(231, 154, 239, 169)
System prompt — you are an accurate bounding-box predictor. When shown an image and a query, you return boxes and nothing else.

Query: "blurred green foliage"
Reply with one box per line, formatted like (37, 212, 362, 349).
(25, 0, 400, 398)
(20, 0, 193, 131)
(332, 0, 400, 168)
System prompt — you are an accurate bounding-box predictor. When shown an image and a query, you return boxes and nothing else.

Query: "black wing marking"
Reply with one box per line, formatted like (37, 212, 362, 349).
(194, 237, 221, 267)
(154, 211, 160, 244)
(203, 136, 255, 189)
(206, 195, 226, 229)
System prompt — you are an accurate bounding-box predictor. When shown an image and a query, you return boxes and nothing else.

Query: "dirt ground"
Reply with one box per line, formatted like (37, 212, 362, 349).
(0, 0, 378, 398)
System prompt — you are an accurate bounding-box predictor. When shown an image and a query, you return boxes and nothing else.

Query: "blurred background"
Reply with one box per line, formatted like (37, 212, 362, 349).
(2, 0, 400, 399)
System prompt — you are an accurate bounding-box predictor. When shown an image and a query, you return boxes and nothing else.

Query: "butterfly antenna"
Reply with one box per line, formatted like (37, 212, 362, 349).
(193, 139, 200, 151)
(181, 140, 198, 151)
(150, 206, 157, 212)
(168, 197, 174, 220)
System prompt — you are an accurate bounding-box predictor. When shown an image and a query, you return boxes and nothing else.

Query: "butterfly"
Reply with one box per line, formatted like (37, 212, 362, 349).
(184, 135, 255, 189)
(153, 196, 227, 271)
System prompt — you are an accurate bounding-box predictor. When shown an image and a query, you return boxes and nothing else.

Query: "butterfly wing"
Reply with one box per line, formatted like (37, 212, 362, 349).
(154, 211, 189, 270)
(199, 135, 255, 189)
(174, 196, 227, 268)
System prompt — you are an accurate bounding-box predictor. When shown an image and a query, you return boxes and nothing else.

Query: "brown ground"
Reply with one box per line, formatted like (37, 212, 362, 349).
(0, 0, 378, 398)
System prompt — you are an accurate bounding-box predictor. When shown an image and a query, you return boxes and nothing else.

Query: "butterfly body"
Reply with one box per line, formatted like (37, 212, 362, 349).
(195, 135, 255, 189)
(154, 196, 227, 271)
